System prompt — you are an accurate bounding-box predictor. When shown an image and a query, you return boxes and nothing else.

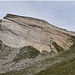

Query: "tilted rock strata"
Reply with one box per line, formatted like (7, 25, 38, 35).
(0, 14, 75, 74)
(0, 14, 74, 53)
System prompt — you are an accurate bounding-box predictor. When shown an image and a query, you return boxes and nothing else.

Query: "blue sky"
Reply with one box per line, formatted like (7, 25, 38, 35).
(0, 1, 75, 31)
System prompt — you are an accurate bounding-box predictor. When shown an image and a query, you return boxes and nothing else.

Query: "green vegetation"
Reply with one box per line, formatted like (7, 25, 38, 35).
(13, 46, 40, 62)
(36, 57, 75, 75)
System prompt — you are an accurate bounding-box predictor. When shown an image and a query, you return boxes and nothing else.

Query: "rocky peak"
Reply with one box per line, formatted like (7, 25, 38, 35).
(0, 14, 74, 53)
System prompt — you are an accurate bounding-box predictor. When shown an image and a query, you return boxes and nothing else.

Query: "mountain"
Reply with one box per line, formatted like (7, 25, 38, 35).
(0, 14, 75, 75)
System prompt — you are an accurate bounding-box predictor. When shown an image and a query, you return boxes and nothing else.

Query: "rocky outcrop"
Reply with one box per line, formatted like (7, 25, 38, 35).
(0, 14, 75, 74)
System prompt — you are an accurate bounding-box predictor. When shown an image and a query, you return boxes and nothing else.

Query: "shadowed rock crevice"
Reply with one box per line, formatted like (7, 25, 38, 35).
(52, 42, 65, 53)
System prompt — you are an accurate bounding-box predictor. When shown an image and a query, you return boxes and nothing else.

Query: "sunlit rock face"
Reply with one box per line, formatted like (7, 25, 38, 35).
(0, 14, 73, 53)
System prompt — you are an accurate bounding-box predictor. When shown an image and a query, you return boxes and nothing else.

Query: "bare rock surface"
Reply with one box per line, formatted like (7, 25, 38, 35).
(0, 14, 74, 52)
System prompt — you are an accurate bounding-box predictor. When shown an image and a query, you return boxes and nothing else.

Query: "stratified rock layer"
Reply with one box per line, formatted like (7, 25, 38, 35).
(0, 14, 74, 53)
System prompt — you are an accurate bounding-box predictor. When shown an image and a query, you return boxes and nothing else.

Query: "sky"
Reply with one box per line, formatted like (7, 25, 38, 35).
(0, 1, 75, 31)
